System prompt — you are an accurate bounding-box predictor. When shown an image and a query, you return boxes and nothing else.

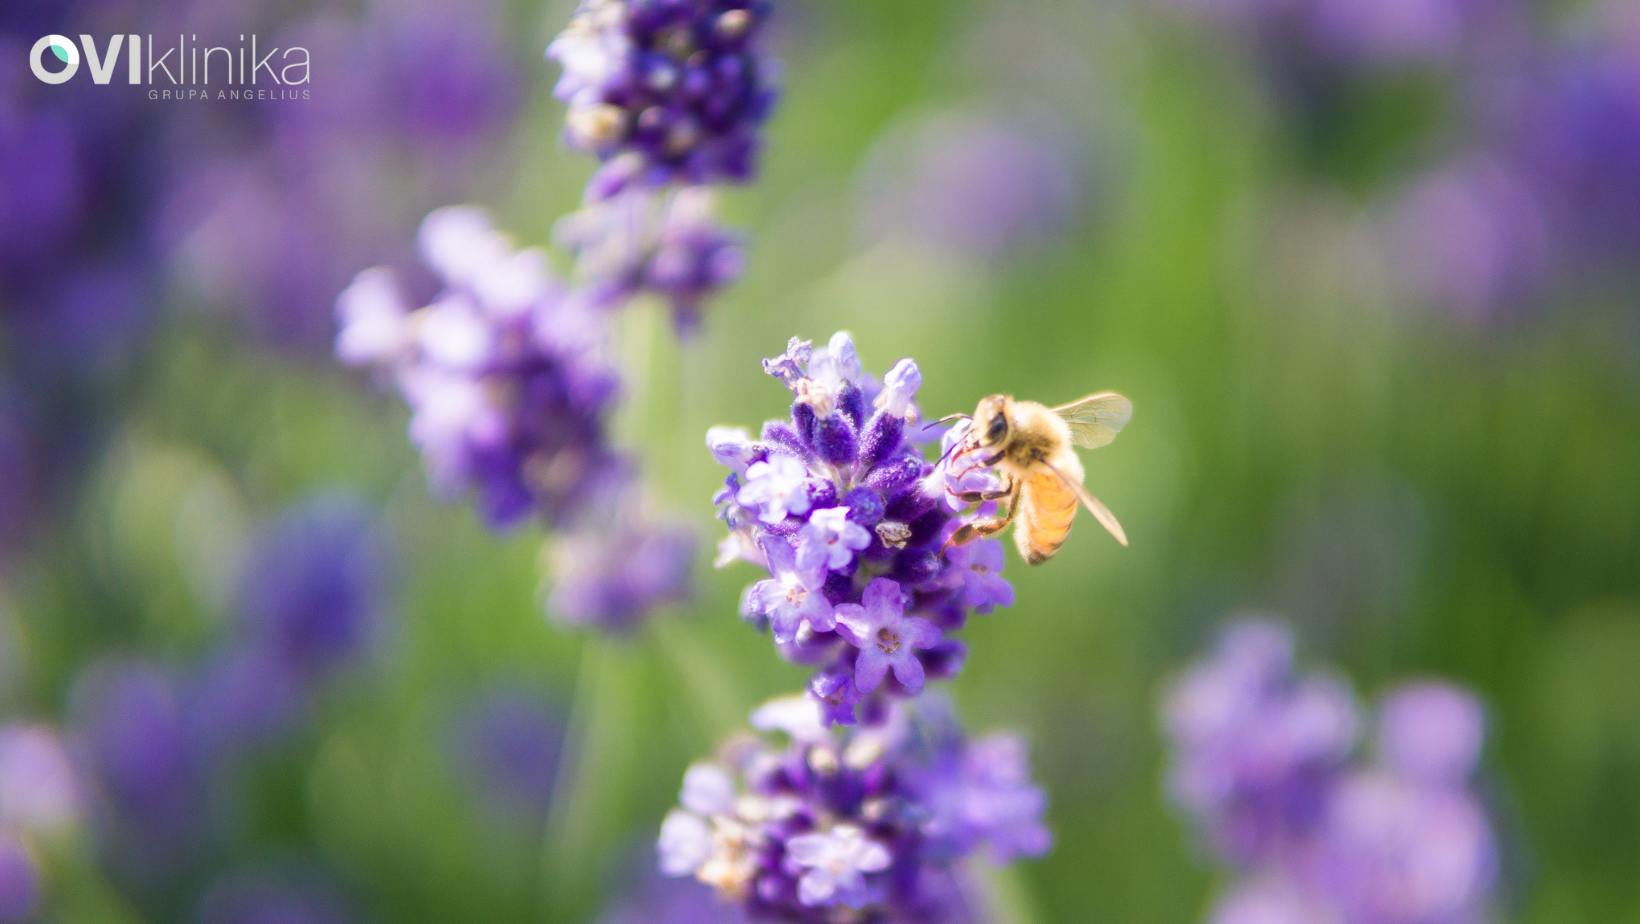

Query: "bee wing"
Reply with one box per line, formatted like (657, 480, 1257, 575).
(1042, 459, 1129, 547)
(1052, 392, 1132, 450)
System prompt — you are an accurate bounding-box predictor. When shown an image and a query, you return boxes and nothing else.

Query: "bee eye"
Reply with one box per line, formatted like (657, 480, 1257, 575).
(985, 413, 1008, 443)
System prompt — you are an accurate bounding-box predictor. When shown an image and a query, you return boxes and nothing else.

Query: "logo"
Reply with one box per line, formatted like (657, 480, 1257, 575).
(29, 35, 81, 84)
(28, 33, 311, 101)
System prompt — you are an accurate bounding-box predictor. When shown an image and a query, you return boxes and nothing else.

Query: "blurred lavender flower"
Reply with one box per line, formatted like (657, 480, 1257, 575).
(556, 187, 744, 331)
(1162, 619, 1359, 865)
(336, 207, 625, 529)
(1308, 767, 1495, 924)
(163, 0, 527, 349)
(1382, 155, 1548, 323)
(0, 725, 82, 838)
(0, 21, 161, 561)
(1158, 0, 1510, 71)
(448, 687, 564, 824)
(197, 868, 356, 924)
(1509, 10, 1640, 270)
(914, 732, 1053, 863)
(547, 0, 778, 196)
(0, 0, 526, 561)
(195, 496, 390, 758)
(337, 203, 702, 632)
(709, 333, 1013, 724)
(1374, 682, 1485, 785)
(69, 659, 205, 865)
(599, 868, 754, 924)
(0, 834, 37, 924)
(190, 648, 308, 762)
(236, 497, 387, 682)
(544, 512, 696, 632)
(657, 695, 1048, 920)
(1165, 621, 1499, 924)
(1300, 0, 1512, 69)
(1211, 876, 1339, 924)
(857, 108, 1083, 264)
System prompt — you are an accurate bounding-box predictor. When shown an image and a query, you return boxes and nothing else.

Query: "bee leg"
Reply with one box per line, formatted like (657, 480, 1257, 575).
(943, 484, 1019, 552)
(945, 481, 1015, 505)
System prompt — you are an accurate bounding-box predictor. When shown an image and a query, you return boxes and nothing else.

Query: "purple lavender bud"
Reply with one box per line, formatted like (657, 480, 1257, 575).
(707, 333, 1015, 724)
(840, 488, 885, 527)
(0, 834, 37, 924)
(658, 696, 1049, 919)
(857, 411, 906, 472)
(705, 426, 758, 474)
(810, 413, 858, 465)
(547, 0, 779, 193)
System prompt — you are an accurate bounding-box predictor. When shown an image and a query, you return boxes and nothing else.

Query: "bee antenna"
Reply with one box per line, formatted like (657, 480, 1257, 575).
(935, 437, 967, 467)
(931, 413, 971, 425)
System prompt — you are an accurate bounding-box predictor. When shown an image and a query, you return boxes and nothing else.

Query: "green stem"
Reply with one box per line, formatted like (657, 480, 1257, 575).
(538, 638, 636, 914)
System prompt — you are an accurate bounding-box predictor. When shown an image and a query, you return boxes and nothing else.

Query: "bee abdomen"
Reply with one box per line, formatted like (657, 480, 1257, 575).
(1015, 470, 1078, 564)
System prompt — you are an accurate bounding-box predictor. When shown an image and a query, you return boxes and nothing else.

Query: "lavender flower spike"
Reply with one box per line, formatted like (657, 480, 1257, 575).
(336, 207, 624, 529)
(1165, 620, 1501, 924)
(709, 332, 1015, 724)
(544, 509, 696, 633)
(1161, 618, 1359, 865)
(555, 187, 744, 330)
(658, 695, 1049, 921)
(547, 0, 779, 196)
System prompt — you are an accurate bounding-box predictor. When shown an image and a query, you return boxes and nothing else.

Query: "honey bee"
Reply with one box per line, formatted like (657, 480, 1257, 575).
(943, 391, 1132, 564)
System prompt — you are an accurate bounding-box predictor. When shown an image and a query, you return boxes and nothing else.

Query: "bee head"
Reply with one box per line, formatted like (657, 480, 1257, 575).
(972, 394, 1011, 447)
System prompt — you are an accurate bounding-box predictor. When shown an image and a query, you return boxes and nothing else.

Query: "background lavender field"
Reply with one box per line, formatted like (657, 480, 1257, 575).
(4, 0, 1640, 921)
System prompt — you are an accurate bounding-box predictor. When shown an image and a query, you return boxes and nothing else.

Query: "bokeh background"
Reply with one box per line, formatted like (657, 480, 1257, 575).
(4, 0, 1640, 921)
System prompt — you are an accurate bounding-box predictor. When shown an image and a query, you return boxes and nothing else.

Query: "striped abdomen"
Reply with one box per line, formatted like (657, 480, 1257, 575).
(1015, 467, 1079, 564)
